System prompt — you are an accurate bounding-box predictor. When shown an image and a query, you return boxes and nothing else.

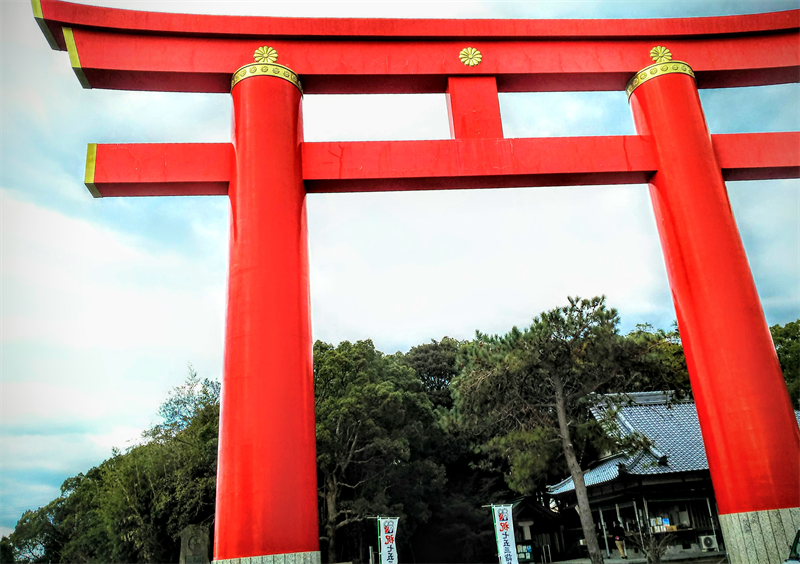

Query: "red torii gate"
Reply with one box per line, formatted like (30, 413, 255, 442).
(33, 1, 800, 562)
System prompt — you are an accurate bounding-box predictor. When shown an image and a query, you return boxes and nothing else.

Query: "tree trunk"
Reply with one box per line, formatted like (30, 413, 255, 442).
(325, 475, 338, 563)
(554, 378, 604, 564)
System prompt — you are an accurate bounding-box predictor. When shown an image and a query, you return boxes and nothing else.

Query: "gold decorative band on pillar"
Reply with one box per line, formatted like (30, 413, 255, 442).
(214, 551, 321, 564)
(626, 45, 694, 100)
(231, 63, 303, 93)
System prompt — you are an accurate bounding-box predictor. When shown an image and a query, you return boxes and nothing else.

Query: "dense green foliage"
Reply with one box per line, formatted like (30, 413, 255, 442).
(3, 308, 796, 564)
(772, 320, 799, 409)
(401, 337, 462, 409)
(314, 339, 446, 561)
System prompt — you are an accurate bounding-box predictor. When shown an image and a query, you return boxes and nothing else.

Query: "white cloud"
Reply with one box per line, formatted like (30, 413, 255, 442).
(304, 94, 451, 142)
(1, 192, 227, 353)
(307, 182, 673, 351)
(60, 0, 496, 18)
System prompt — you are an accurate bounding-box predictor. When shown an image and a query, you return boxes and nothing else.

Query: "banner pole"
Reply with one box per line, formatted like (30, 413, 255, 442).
(489, 505, 500, 564)
(375, 516, 381, 564)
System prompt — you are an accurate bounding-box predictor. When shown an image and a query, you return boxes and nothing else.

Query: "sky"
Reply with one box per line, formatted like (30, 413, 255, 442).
(1, 0, 799, 538)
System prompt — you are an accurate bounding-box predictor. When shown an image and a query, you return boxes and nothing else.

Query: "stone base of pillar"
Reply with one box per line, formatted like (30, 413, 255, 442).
(214, 552, 321, 564)
(719, 507, 800, 563)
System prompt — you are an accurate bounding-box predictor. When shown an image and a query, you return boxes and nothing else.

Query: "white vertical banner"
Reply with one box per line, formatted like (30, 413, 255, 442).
(378, 517, 399, 564)
(492, 505, 519, 564)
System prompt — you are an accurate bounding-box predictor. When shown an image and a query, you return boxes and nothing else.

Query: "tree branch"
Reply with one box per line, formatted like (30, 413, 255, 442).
(566, 366, 619, 402)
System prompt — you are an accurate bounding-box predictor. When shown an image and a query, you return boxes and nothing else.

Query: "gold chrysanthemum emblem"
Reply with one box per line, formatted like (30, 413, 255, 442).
(254, 46, 278, 64)
(459, 47, 482, 67)
(650, 46, 672, 63)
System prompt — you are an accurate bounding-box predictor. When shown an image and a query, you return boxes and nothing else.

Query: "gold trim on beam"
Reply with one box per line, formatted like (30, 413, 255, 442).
(63, 27, 91, 89)
(231, 63, 303, 93)
(31, 0, 59, 50)
(84, 143, 101, 198)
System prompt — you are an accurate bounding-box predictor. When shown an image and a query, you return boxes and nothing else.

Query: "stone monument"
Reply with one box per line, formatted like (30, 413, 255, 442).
(180, 525, 210, 564)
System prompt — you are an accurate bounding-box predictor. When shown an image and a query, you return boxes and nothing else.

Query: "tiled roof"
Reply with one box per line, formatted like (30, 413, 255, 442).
(547, 392, 800, 495)
(548, 455, 626, 495)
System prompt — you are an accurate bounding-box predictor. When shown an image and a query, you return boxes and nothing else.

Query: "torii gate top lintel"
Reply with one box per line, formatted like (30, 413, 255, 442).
(33, 0, 800, 94)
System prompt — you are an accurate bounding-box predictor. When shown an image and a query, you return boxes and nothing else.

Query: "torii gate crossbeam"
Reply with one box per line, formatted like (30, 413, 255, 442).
(33, 1, 800, 562)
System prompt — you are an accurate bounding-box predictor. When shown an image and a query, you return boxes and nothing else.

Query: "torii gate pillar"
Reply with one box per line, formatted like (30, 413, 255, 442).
(628, 55, 800, 561)
(215, 63, 320, 563)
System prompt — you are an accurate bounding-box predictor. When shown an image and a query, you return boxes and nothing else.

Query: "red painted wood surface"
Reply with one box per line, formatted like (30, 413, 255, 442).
(216, 74, 318, 559)
(86, 132, 800, 197)
(713, 131, 800, 181)
(447, 77, 504, 139)
(90, 143, 231, 197)
(63, 26, 800, 93)
(37, 0, 800, 46)
(305, 136, 655, 192)
(630, 73, 800, 516)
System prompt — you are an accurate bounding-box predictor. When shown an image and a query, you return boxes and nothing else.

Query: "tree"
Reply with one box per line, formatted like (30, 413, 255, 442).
(7, 468, 111, 564)
(454, 297, 675, 564)
(6, 367, 220, 564)
(8, 504, 56, 563)
(406, 424, 513, 563)
(626, 323, 690, 396)
(624, 529, 675, 564)
(0, 536, 14, 564)
(771, 320, 799, 409)
(145, 364, 220, 442)
(314, 340, 445, 563)
(402, 337, 462, 409)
